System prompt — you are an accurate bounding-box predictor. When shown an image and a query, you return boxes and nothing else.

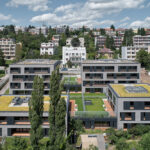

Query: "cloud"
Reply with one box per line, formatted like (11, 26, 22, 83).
(118, 22, 128, 27)
(130, 17, 150, 28)
(6, 0, 49, 11)
(147, 2, 150, 7)
(31, 0, 144, 27)
(0, 13, 11, 20)
(120, 17, 130, 22)
(0, 13, 18, 24)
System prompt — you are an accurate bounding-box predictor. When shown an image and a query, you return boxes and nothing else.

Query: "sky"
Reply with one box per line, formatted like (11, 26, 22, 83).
(0, 0, 150, 28)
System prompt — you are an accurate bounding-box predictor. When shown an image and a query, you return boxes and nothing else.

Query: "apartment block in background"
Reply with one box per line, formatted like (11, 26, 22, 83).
(62, 47, 86, 65)
(108, 84, 150, 129)
(95, 36, 123, 49)
(0, 38, 16, 60)
(40, 42, 56, 55)
(133, 35, 150, 46)
(9, 59, 60, 95)
(122, 46, 150, 60)
(81, 59, 141, 93)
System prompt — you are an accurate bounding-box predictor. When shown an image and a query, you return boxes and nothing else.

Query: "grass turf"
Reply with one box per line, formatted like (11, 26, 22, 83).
(85, 98, 105, 111)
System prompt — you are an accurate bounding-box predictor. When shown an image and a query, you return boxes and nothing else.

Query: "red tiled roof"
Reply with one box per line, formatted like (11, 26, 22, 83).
(98, 48, 113, 54)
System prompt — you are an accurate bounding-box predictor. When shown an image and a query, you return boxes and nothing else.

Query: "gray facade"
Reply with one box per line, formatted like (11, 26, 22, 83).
(81, 59, 141, 93)
(9, 59, 60, 95)
(108, 84, 150, 129)
(0, 95, 69, 137)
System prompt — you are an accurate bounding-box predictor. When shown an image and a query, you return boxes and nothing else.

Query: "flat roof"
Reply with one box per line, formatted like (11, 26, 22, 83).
(0, 96, 67, 112)
(11, 59, 59, 65)
(109, 84, 150, 97)
(82, 59, 139, 64)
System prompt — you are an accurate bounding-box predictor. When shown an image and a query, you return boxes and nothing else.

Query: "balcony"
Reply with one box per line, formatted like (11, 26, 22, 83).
(15, 121, 30, 125)
(0, 120, 7, 125)
(144, 106, 150, 110)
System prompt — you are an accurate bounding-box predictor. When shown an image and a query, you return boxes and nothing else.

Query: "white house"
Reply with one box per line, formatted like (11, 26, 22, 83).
(40, 42, 55, 55)
(62, 46, 86, 65)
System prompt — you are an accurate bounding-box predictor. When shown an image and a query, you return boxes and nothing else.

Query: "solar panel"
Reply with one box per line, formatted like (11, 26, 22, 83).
(125, 86, 148, 93)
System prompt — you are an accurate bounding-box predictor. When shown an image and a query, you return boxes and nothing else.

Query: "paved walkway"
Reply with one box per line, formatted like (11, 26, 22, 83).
(103, 99, 115, 117)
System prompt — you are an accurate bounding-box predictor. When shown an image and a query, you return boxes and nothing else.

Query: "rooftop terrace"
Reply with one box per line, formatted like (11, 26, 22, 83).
(0, 96, 67, 111)
(82, 59, 138, 64)
(11, 59, 59, 65)
(110, 84, 150, 97)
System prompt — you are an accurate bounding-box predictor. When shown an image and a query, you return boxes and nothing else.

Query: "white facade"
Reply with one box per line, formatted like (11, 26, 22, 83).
(62, 46, 86, 64)
(133, 35, 150, 46)
(40, 42, 55, 55)
(122, 46, 150, 60)
(66, 38, 84, 47)
(0, 38, 16, 60)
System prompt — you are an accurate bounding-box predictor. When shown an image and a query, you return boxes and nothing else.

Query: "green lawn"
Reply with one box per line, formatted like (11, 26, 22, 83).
(69, 93, 106, 111)
(0, 74, 5, 78)
(85, 98, 105, 111)
(64, 77, 78, 85)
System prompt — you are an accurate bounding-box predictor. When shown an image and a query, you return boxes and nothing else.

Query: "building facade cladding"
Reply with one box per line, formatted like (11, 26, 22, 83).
(122, 46, 150, 60)
(0, 95, 69, 137)
(40, 42, 55, 55)
(81, 60, 141, 93)
(9, 60, 60, 95)
(0, 38, 16, 60)
(133, 35, 150, 46)
(62, 46, 86, 65)
(108, 85, 150, 129)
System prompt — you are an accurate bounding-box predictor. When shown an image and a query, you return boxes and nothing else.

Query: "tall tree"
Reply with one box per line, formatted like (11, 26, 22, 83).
(122, 29, 134, 46)
(65, 26, 70, 38)
(100, 28, 106, 35)
(49, 67, 66, 150)
(110, 25, 115, 31)
(0, 50, 5, 66)
(29, 76, 44, 150)
(105, 36, 115, 50)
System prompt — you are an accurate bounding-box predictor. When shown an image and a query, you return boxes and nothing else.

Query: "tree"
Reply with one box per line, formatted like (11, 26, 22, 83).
(10, 137, 28, 150)
(116, 138, 129, 150)
(140, 132, 150, 150)
(136, 49, 150, 68)
(65, 26, 70, 38)
(29, 76, 44, 150)
(67, 60, 72, 68)
(15, 43, 22, 61)
(71, 38, 80, 47)
(122, 29, 134, 46)
(0, 50, 5, 66)
(138, 28, 146, 36)
(105, 36, 115, 50)
(110, 25, 115, 31)
(100, 28, 106, 35)
(49, 67, 66, 150)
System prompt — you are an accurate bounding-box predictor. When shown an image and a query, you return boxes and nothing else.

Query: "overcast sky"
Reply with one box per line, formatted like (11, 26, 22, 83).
(0, 0, 150, 28)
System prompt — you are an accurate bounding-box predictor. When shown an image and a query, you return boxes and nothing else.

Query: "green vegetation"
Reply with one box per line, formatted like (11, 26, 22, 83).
(4, 89, 9, 95)
(138, 28, 146, 36)
(49, 67, 66, 149)
(122, 29, 134, 46)
(64, 77, 78, 85)
(136, 49, 150, 69)
(71, 38, 80, 47)
(106, 125, 150, 150)
(75, 111, 109, 118)
(29, 76, 44, 150)
(85, 98, 104, 111)
(0, 50, 5, 66)
(0, 70, 5, 78)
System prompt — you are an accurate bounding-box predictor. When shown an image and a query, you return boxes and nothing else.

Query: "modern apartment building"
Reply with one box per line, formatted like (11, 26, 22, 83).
(133, 35, 150, 46)
(95, 36, 122, 48)
(9, 59, 60, 95)
(62, 47, 86, 65)
(0, 95, 69, 137)
(122, 46, 150, 60)
(108, 84, 150, 129)
(66, 37, 84, 47)
(0, 38, 16, 60)
(40, 42, 56, 55)
(81, 59, 141, 93)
